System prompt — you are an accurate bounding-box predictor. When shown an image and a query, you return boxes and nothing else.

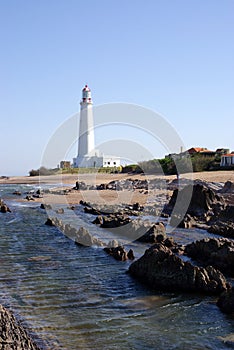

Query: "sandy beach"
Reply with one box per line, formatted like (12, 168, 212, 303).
(1, 170, 233, 207)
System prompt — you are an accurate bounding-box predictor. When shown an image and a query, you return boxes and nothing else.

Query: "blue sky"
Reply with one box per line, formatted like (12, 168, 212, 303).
(0, 0, 233, 175)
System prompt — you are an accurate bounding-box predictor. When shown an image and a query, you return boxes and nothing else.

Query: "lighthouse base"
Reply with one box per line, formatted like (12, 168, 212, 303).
(73, 154, 121, 168)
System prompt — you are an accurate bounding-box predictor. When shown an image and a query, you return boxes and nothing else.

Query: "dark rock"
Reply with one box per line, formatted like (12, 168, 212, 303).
(165, 183, 225, 218)
(100, 214, 131, 228)
(40, 203, 52, 210)
(217, 288, 234, 314)
(136, 222, 166, 243)
(104, 246, 128, 261)
(26, 195, 35, 201)
(84, 206, 101, 215)
(185, 237, 234, 276)
(171, 213, 196, 229)
(0, 204, 11, 213)
(92, 215, 104, 225)
(129, 243, 230, 294)
(219, 181, 234, 193)
(208, 221, 234, 238)
(0, 304, 41, 349)
(127, 248, 135, 260)
(45, 218, 56, 226)
(13, 190, 21, 195)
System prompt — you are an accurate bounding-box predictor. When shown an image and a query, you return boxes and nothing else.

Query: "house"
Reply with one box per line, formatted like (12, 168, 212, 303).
(187, 147, 215, 157)
(60, 161, 71, 169)
(215, 148, 230, 155)
(220, 153, 234, 167)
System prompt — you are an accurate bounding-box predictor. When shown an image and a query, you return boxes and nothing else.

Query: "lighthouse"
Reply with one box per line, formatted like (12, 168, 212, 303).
(73, 84, 121, 168)
(77, 85, 95, 158)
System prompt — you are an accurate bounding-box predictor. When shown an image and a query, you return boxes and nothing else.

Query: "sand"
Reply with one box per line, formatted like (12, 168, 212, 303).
(1, 170, 233, 207)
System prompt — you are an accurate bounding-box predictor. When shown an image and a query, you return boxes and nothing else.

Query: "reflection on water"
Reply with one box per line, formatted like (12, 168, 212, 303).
(0, 184, 233, 349)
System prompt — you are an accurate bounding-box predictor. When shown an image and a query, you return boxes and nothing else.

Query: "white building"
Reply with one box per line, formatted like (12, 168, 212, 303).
(73, 85, 121, 168)
(220, 153, 234, 167)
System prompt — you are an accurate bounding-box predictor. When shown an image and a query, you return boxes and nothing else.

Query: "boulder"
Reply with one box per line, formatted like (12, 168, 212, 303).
(136, 222, 166, 243)
(104, 246, 134, 261)
(84, 206, 101, 215)
(217, 288, 234, 314)
(219, 181, 234, 193)
(0, 204, 11, 213)
(45, 217, 56, 226)
(129, 243, 230, 294)
(100, 214, 131, 228)
(55, 208, 64, 214)
(185, 237, 234, 276)
(0, 304, 41, 349)
(40, 203, 52, 210)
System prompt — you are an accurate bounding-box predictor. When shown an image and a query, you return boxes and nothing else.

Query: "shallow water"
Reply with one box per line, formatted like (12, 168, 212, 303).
(0, 184, 234, 349)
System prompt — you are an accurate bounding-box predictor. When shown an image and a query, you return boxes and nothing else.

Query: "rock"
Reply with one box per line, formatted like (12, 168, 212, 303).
(56, 208, 64, 214)
(136, 222, 166, 243)
(40, 203, 52, 210)
(165, 183, 225, 218)
(219, 181, 234, 193)
(0, 304, 41, 349)
(13, 190, 21, 195)
(84, 206, 101, 215)
(0, 204, 11, 213)
(217, 288, 234, 314)
(129, 243, 230, 294)
(100, 214, 131, 228)
(74, 226, 103, 247)
(171, 213, 196, 229)
(107, 239, 120, 248)
(127, 249, 135, 260)
(185, 237, 234, 276)
(208, 221, 234, 238)
(25, 195, 35, 201)
(45, 217, 56, 226)
(104, 246, 128, 261)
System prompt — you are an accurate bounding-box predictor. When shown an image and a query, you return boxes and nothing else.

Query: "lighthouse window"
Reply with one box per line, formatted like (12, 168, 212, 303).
(108, 162, 110, 165)
(113, 162, 116, 165)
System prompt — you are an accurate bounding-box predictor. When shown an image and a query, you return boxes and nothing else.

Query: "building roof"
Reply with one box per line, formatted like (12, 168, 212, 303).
(221, 153, 234, 157)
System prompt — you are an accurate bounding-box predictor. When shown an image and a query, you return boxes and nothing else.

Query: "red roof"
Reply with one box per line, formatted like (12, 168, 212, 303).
(221, 153, 234, 157)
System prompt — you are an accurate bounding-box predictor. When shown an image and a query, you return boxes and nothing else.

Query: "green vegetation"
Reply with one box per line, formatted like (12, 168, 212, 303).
(29, 166, 123, 176)
(122, 153, 226, 175)
(29, 167, 59, 176)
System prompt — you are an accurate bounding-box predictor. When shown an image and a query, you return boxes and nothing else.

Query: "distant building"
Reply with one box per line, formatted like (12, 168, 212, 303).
(60, 161, 71, 169)
(220, 153, 234, 167)
(215, 148, 230, 155)
(186, 147, 215, 157)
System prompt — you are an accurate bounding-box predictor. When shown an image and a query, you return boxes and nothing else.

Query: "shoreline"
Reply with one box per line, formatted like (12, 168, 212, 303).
(1, 171, 233, 207)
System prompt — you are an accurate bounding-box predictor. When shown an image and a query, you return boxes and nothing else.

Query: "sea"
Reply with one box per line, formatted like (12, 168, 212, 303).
(0, 183, 234, 350)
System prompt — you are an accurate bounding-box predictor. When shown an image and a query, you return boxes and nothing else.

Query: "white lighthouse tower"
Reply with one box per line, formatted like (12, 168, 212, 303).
(73, 84, 121, 168)
(78, 85, 95, 158)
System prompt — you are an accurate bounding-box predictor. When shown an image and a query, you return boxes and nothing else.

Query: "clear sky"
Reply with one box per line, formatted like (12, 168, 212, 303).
(0, 0, 233, 175)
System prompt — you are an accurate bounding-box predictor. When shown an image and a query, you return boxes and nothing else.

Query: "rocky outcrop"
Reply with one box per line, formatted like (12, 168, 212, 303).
(93, 213, 131, 228)
(166, 183, 225, 218)
(74, 226, 104, 247)
(0, 304, 41, 349)
(0, 199, 11, 213)
(207, 205, 234, 238)
(104, 246, 135, 261)
(219, 181, 234, 194)
(185, 238, 234, 276)
(217, 288, 234, 314)
(129, 243, 230, 294)
(136, 222, 166, 243)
